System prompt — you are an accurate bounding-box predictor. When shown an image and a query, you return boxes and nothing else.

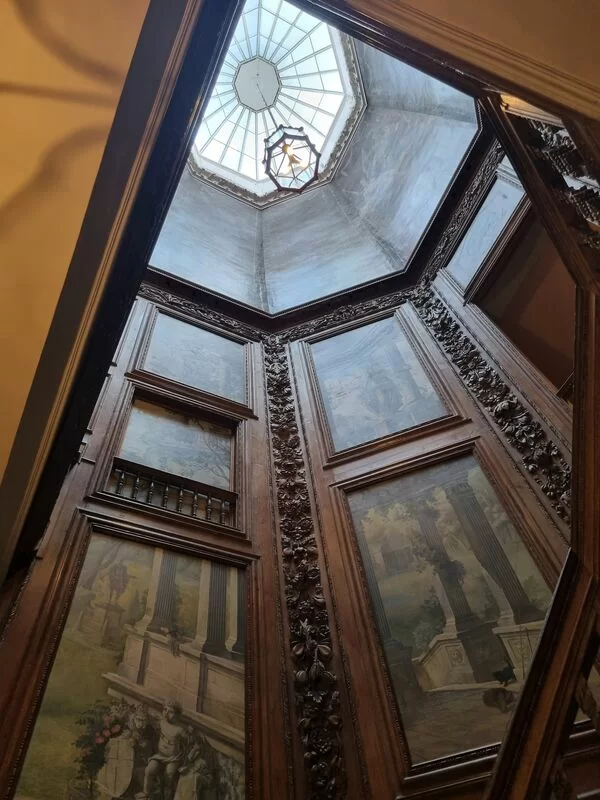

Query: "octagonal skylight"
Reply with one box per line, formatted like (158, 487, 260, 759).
(190, 0, 364, 203)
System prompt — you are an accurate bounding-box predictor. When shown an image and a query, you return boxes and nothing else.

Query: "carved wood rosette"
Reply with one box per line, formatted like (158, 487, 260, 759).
(411, 286, 572, 524)
(263, 335, 346, 799)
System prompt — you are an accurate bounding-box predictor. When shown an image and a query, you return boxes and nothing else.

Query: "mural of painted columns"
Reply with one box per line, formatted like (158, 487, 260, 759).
(354, 515, 423, 714)
(189, 558, 213, 651)
(231, 569, 246, 662)
(445, 478, 543, 625)
(412, 495, 508, 684)
(113, 549, 178, 685)
(105, 550, 246, 743)
(204, 562, 229, 657)
(145, 550, 179, 634)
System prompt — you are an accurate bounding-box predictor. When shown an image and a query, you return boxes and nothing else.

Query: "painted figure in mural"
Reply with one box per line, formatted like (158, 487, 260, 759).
(173, 734, 214, 800)
(136, 701, 189, 800)
(127, 704, 157, 789)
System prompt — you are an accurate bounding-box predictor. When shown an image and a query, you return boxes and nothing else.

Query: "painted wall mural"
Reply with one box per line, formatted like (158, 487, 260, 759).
(311, 316, 446, 451)
(143, 314, 246, 404)
(347, 455, 552, 763)
(119, 400, 232, 490)
(15, 534, 245, 800)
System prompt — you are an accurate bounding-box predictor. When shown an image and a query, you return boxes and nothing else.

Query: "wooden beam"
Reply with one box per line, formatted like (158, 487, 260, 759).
(484, 553, 599, 799)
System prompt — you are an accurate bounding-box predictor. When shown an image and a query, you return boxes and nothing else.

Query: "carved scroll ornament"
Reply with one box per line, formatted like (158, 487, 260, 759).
(422, 140, 505, 281)
(263, 335, 346, 799)
(411, 286, 571, 522)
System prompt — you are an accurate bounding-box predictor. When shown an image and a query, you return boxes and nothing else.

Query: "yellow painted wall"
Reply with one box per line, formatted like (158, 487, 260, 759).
(350, 0, 600, 119)
(0, 0, 149, 482)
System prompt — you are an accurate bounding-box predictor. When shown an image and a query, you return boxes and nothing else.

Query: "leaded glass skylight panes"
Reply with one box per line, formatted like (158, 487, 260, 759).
(191, 0, 363, 200)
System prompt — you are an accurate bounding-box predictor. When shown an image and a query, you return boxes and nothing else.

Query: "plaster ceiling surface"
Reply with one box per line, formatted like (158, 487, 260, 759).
(153, 22, 479, 315)
(191, 0, 362, 200)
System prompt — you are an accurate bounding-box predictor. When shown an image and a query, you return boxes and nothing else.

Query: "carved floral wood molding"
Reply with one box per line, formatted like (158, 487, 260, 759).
(137, 284, 264, 341)
(263, 335, 346, 799)
(139, 280, 573, 524)
(411, 286, 572, 522)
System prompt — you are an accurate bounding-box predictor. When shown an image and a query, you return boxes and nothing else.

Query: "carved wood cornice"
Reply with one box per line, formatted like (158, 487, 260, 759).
(328, 0, 600, 121)
(411, 285, 572, 524)
(263, 335, 346, 799)
(281, 289, 414, 341)
(137, 283, 264, 341)
(139, 279, 414, 342)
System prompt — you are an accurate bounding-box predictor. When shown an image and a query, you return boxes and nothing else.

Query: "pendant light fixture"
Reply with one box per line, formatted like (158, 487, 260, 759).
(256, 79, 321, 193)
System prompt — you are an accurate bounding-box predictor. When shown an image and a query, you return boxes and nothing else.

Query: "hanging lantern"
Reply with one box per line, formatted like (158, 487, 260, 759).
(263, 125, 321, 193)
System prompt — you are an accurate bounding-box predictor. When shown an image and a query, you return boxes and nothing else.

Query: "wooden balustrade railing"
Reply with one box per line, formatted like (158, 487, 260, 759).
(107, 457, 237, 527)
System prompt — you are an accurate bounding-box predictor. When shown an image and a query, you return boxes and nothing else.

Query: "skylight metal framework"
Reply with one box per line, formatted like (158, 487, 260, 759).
(190, 0, 364, 203)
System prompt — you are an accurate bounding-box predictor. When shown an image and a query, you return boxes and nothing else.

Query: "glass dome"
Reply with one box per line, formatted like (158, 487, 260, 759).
(191, 0, 363, 201)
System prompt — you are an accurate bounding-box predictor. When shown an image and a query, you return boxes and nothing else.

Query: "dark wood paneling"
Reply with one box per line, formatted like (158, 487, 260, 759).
(289, 294, 569, 797)
(0, 297, 290, 800)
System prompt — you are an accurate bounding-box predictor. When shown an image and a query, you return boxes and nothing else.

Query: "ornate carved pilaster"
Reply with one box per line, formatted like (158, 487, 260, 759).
(411, 287, 572, 524)
(263, 335, 345, 799)
(523, 120, 600, 253)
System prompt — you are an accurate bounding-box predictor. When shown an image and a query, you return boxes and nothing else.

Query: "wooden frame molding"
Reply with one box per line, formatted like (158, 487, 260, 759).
(434, 268, 573, 455)
(310, 0, 600, 122)
(421, 139, 506, 284)
(484, 553, 600, 800)
(299, 307, 468, 467)
(287, 290, 570, 796)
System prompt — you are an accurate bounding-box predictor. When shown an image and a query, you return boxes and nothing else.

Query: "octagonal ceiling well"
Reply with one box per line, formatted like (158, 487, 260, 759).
(190, 0, 365, 205)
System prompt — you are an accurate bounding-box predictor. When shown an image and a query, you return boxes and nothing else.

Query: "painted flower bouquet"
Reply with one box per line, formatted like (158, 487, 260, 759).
(74, 702, 127, 798)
